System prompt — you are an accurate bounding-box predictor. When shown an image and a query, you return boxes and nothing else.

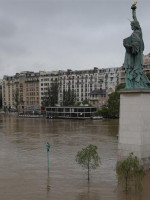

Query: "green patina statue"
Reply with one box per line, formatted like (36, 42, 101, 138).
(123, 2, 150, 89)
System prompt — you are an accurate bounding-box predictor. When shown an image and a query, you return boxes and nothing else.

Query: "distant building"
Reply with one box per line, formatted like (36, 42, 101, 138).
(143, 53, 150, 66)
(4, 57, 150, 110)
(143, 53, 150, 73)
(89, 89, 107, 107)
(0, 79, 2, 108)
(2, 75, 15, 110)
(89, 88, 114, 108)
(24, 71, 40, 107)
(58, 67, 119, 105)
(2, 67, 120, 109)
(2, 71, 40, 110)
(118, 66, 126, 85)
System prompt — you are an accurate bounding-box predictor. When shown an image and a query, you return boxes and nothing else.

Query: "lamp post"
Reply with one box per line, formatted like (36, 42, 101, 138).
(46, 142, 50, 174)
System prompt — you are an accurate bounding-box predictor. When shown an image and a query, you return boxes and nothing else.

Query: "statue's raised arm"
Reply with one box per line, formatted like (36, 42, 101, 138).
(132, 4, 137, 21)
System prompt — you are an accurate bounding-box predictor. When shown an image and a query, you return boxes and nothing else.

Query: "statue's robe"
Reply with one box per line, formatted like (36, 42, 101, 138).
(124, 28, 149, 88)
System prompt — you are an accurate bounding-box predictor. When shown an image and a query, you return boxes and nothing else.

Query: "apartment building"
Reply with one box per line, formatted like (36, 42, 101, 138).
(118, 66, 126, 84)
(2, 71, 40, 110)
(3, 75, 15, 110)
(89, 88, 114, 107)
(25, 72, 40, 107)
(143, 53, 150, 66)
(58, 67, 119, 105)
(0, 80, 2, 108)
(2, 67, 120, 109)
(143, 53, 150, 73)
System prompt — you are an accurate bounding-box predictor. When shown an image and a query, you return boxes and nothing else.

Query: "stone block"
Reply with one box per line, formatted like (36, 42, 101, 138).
(118, 90, 150, 169)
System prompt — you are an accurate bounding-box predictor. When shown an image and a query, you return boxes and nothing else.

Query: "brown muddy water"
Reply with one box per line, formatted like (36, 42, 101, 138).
(0, 114, 150, 200)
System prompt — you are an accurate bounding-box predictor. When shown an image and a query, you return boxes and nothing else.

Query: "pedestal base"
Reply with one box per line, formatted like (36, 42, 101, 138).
(118, 89, 150, 169)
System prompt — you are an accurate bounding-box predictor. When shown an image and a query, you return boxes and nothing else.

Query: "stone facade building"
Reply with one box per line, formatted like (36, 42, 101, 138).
(3, 55, 150, 110)
(89, 89, 107, 107)
(2, 67, 120, 109)
(2, 71, 40, 110)
(89, 88, 115, 107)
(3, 75, 15, 110)
(58, 67, 119, 105)
(25, 72, 40, 107)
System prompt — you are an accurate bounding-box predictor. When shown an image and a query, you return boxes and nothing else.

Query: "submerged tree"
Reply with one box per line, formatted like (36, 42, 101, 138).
(76, 144, 100, 181)
(116, 152, 145, 192)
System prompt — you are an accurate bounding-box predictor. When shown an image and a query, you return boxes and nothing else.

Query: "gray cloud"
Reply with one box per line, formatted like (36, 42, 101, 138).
(0, 18, 17, 38)
(0, 0, 150, 78)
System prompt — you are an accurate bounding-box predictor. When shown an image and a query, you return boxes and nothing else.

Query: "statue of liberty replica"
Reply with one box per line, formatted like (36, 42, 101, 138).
(123, 1, 150, 89)
(118, 2, 150, 170)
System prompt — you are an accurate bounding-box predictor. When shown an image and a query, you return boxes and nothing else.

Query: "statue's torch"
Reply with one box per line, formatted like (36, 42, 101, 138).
(131, 1, 137, 9)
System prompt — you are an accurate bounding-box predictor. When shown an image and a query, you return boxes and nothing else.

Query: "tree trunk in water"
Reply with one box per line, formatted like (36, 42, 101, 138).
(125, 176, 128, 192)
(88, 160, 89, 182)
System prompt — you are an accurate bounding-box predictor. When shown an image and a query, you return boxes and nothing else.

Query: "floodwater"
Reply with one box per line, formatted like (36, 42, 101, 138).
(0, 114, 150, 200)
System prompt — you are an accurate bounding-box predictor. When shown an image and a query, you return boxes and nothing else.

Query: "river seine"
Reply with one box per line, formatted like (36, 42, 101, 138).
(0, 114, 150, 200)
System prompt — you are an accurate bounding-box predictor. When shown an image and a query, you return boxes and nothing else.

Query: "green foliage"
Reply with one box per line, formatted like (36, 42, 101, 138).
(107, 91, 120, 118)
(116, 153, 145, 192)
(76, 144, 100, 181)
(0, 97, 2, 109)
(146, 72, 150, 81)
(75, 99, 91, 107)
(50, 82, 59, 106)
(98, 92, 120, 118)
(0, 98, 2, 108)
(82, 99, 92, 106)
(99, 107, 109, 118)
(42, 87, 51, 107)
(115, 83, 126, 91)
(82, 99, 89, 105)
(99, 83, 126, 118)
(75, 102, 81, 106)
(42, 81, 59, 107)
(63, 88, 76, 106)
(14, 89, 20, 111)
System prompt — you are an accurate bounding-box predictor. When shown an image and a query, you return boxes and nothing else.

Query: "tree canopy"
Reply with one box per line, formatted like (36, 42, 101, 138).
(42, 81, 59, 107)
(116, 153, 145, 192)
(63, 88, 76, 106)
(14, 89, 20, 111)
(99, 83, 126, 118)
(76, 144, 100, 181)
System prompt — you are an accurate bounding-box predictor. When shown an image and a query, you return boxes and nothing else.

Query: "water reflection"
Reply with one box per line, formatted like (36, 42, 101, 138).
(76, 182, 101, 200)
(47, 176, 51, 192)
(77, 193, 100, 200)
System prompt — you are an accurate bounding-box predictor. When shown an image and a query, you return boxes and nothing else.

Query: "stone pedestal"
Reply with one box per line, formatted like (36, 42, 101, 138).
(118, 90, 150, 169)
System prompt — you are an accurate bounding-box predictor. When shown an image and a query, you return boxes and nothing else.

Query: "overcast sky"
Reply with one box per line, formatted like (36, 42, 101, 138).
(0, 0, 150, 78)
